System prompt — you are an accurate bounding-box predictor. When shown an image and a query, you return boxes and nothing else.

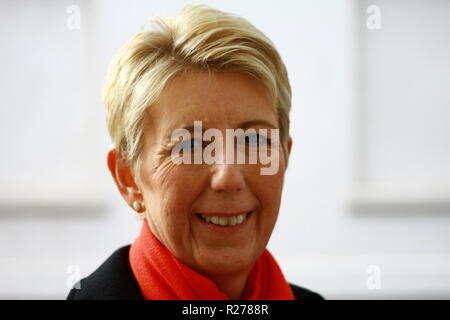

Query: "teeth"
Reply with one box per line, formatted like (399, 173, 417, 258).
(211, 216, 219, 224)
(200, 213, 248, 226)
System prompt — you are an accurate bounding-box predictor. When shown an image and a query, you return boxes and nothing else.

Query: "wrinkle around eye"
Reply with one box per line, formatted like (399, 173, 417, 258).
(151, 151, 178, 181)
(155, 143, 174, 159)
(149, 143, 178, 175)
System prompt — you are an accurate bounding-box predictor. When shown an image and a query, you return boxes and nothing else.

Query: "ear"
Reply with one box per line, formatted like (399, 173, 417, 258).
(287, 136, 293, 156)
(106, 146, 144, 212)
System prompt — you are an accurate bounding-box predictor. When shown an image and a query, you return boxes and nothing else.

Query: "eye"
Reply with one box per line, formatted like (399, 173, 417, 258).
(177, 138, 202, 151)
(243, 133, 270, 147)
(244, 133, 258, 146)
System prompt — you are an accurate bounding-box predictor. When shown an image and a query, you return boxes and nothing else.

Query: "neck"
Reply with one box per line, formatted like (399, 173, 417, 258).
(208, 270, 251, 300)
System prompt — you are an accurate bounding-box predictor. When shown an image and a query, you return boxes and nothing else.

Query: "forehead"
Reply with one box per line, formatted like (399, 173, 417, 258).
(147, 70, 278, 136)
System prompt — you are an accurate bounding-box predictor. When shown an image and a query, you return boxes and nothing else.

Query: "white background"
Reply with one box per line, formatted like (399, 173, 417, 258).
(0, 0, 449, 299)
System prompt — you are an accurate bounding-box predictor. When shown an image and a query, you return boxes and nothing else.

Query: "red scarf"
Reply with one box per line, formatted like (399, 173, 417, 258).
(129, 221, 295, 300)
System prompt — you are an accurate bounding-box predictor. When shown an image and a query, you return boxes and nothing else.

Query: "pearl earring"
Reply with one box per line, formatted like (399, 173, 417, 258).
(133, 201, 146, 220)
(132, 201, 143, 212)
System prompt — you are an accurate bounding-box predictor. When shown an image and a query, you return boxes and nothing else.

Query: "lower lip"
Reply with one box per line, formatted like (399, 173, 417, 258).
(194, 211, 253, 233)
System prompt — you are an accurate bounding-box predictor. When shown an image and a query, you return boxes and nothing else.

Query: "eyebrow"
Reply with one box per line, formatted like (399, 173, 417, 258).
(239, 120, 277, 129)
(165, 119, 278, 141)
(179, 120, 277, 132)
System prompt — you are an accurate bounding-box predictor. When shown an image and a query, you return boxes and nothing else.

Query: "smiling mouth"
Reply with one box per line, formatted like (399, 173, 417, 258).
(195, 212, 252, 226)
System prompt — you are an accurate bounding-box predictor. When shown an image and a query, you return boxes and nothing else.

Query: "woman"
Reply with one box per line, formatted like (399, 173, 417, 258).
(67, 5, 323, 300)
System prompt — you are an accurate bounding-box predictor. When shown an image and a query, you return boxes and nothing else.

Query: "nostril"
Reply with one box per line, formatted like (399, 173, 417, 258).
(210, 166, 245, 193)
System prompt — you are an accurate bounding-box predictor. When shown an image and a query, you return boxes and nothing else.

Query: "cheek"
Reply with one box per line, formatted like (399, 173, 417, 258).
(146, 160, 205, 216)
(253, 148, 286, 189)
(258, 175, 284, 210)
(248, 162, 286, 219)
(143, 163, 207, 250)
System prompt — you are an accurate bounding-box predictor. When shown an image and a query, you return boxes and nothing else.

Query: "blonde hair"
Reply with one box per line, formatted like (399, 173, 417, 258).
(103, 5, 292, 182)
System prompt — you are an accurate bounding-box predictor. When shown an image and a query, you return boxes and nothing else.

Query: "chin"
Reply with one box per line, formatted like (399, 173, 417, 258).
(196, 248, 259, 277)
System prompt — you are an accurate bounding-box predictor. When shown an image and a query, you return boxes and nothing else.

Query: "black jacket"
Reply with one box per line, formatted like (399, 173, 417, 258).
(67, 245, 324, 300)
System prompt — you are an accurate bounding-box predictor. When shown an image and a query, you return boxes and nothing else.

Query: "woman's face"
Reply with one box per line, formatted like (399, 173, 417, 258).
(138, 70, 290, 278)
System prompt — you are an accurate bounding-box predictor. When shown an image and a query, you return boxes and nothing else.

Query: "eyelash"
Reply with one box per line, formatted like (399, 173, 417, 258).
(176, 139, 202, 150)
(175, 134, 271, 151)
(243, 133, 271, 146)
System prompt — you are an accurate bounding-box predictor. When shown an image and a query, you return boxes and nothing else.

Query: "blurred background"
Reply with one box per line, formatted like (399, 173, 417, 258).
(1, 0, 449, 299)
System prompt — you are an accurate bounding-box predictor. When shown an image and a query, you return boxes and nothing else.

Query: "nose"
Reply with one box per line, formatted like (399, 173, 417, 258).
(210, 163, 245, 193)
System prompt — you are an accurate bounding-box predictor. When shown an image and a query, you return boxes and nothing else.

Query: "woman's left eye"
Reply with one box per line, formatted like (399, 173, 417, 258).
(243, 133, 270, 146)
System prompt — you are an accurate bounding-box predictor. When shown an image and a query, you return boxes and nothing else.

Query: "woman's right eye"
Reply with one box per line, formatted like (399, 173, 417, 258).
(177, 139, 202, 151)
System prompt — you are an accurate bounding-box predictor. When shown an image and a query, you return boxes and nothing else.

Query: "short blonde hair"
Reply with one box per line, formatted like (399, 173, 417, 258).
(103, 5, 292, 182)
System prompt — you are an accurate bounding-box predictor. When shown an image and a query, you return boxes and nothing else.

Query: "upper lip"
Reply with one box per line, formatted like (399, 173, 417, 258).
(195, 210, 253, 217)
